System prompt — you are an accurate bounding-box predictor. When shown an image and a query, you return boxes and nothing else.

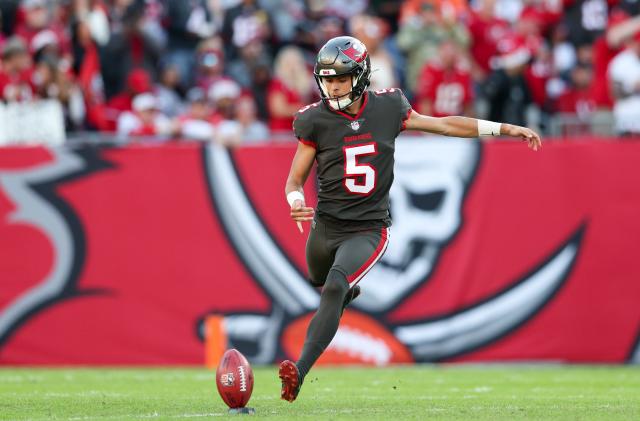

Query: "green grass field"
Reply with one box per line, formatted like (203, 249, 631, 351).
(1, 365, 639, 420)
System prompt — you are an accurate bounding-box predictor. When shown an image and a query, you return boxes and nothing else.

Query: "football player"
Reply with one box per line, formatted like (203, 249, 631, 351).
(279, 36, 541, 402)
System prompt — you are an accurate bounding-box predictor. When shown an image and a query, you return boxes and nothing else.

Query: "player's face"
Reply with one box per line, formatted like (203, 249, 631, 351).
(321, 75, 352, 99)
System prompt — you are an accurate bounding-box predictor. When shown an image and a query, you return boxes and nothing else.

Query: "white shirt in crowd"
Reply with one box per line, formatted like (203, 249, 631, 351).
(608, 48, 640, 134)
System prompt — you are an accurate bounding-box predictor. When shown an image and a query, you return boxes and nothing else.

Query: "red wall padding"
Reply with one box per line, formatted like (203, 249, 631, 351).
(0, 139, 639, 365)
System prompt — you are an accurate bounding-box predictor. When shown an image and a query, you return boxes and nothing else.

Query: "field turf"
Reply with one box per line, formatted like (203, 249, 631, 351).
(1, 365, 639, 420)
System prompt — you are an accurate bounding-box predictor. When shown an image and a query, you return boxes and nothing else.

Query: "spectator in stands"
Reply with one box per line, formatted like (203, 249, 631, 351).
(514, 4, 545, 51)
(176, 87, 215, 142)
(556, 63, 596, 114)
(563, 0, 609, 47)
(482, 34, 534, 127)
(247, 56, 272, 121)
(350, 13, 399, 91)
(0, 36, 35, 102)
(368, 0, 402, 33)
(467, 0, 511, 81)
(163, 0, 218, 88)
(226, 37, 272, 90)
(314, 16, 346, 49)
(107, 67, 153, 115)
(33, 53, 86, 129)
(103, 0, 164, 49)
(295, 1, 357, 50)
(554, 63, 597, 135)
(104, 0, 133, 35)
(221, 0, 272, 61)
(194, 38, 226, 93)
(155, 62, 184, 118)
(208, 78, 243, 146)
(592, 9, 640, 109)
(551, 23, 577, 78)
(236, 95, 270, 143)
(608, 30, 640, 135)
(15, 0, 71, 56)
(415, 40, 474, 117)
(524, 41, 553, 116)
(71, 17, 111, 131)
(116, 92, 172, 138)
(227, 38, 273, 121)
(209, 79, 241, 121)
(259, 0, 304, 44)
(100, 0, 161, 98)
(397, 0, 470, 92)
(267, 46, 314, 133)
(72, 0, 110, 47)
(293, 12, 345, 54)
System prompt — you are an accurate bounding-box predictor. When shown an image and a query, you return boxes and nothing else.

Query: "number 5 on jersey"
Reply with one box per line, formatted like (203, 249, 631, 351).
(343, 142, 377, 195)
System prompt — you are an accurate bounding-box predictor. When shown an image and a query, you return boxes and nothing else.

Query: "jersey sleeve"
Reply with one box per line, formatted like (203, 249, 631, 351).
(397, 89, 413, 133)
(292, 108, 317, 148)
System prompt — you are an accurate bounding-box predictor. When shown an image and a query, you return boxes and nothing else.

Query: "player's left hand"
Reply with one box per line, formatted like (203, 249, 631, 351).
(290, 199, 315, 233)
(504, 124, 542, 151)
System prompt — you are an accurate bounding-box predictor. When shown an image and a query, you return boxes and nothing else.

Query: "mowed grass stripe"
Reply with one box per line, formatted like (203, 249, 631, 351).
(0, 365, 638, 420)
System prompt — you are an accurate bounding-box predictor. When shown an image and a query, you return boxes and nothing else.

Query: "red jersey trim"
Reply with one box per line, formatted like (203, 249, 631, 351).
(298, 138, 317, 148)
(400, 108, 414, 131)
(328, 92, 369, 121)
(346, 227, 389, 285)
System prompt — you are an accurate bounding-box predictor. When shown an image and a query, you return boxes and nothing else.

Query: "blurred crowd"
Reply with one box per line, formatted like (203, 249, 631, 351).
(0, 0, 639, 145)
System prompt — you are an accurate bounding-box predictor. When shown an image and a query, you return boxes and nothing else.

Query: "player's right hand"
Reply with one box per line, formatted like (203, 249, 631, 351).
(290, 199, 314, 233)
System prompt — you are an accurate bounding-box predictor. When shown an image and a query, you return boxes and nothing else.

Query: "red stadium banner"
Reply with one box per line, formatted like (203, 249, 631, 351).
(1, 139, 639, 365)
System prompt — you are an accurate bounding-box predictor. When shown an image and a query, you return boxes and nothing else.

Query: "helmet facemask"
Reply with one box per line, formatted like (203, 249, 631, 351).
(315, 72, 360, 111)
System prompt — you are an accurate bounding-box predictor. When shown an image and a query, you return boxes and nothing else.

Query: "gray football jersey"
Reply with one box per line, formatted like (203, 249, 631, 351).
(293, 89, 412, 222)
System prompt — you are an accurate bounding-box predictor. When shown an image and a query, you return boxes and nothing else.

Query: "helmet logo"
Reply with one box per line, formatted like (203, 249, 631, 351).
(320, 69, 337, 76)
(342, 41, 367, 63)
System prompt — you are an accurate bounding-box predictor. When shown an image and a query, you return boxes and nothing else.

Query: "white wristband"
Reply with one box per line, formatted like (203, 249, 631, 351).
(477, 120, 502, 137)
(287, 190, 305, 207)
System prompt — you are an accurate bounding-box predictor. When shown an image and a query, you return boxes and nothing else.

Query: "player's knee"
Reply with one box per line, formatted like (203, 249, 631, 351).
(323, 269, 349, 299)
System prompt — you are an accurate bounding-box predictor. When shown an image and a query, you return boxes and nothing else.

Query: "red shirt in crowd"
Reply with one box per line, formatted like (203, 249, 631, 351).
(416, 63, 473, 117)
(13, 25, 71, 56)
(267, 78, 303, 132)
(467, 10, 512, 73)
(0, 69, 36, 102)
(556, 88, 597, 116)
(525, 59, 553, 107)
(591, 37, 620, 108)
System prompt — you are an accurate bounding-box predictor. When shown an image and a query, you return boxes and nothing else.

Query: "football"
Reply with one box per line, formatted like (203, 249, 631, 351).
(215, 348, 254, 409)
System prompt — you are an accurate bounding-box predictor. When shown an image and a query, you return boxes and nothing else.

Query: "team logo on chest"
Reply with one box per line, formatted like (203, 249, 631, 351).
(348, 119, 364, 131)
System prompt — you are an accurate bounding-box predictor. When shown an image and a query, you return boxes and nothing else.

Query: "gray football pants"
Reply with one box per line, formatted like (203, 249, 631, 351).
(305, 217, 390, 288)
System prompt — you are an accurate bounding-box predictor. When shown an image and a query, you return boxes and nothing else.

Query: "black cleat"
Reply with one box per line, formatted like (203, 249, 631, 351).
(342, 285, 361, 314)
(279, 360, 301, 402)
